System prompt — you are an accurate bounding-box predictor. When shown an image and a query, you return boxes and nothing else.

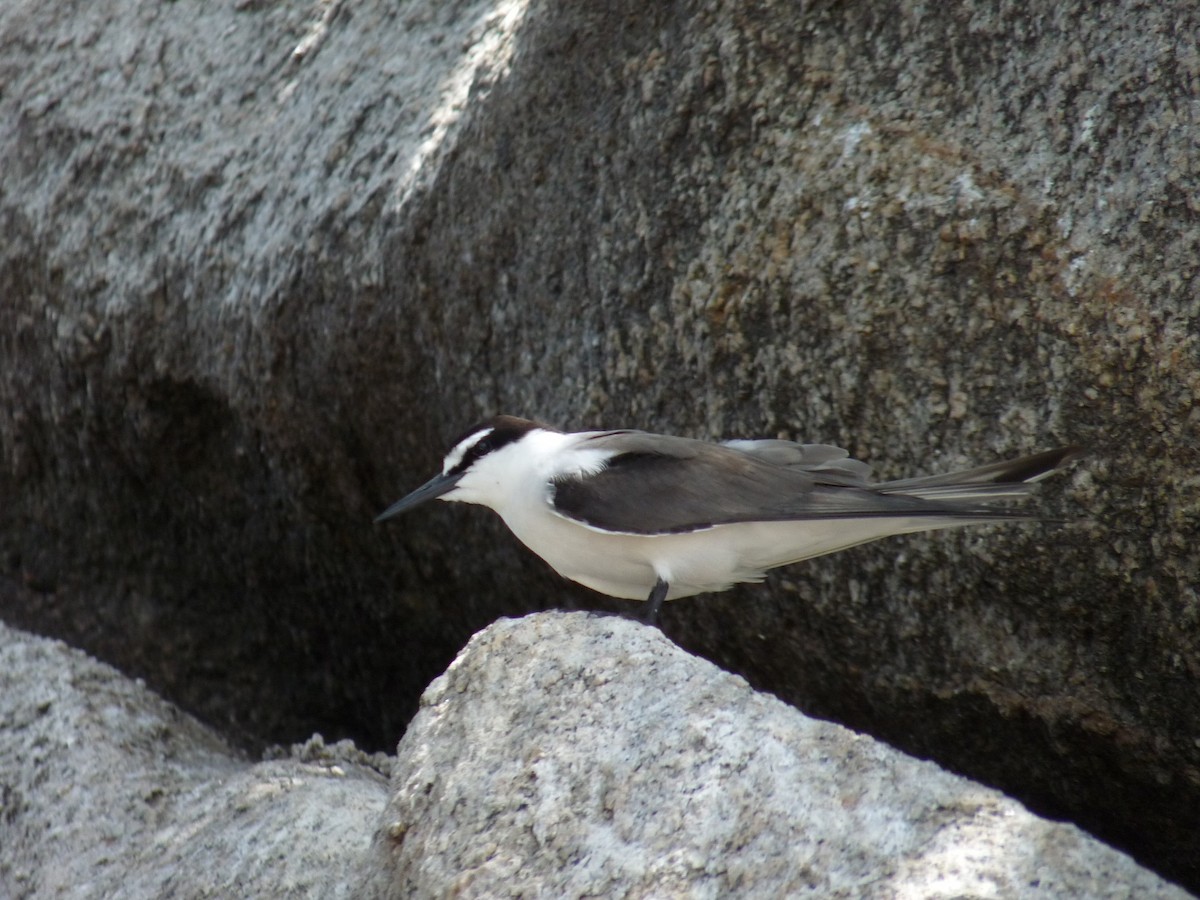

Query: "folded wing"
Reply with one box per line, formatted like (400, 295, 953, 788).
(549, 432, 1079, 536)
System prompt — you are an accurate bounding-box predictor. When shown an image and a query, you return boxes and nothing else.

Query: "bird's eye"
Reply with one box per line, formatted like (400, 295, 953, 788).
(468, 436, 495, 461)
(449, 435, 495, 474)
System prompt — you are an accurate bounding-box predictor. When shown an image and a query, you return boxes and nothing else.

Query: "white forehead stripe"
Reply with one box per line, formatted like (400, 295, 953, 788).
(442, 427, 495, 474)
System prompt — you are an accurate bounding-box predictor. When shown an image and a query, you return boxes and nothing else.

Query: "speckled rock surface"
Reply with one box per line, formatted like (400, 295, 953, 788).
(4, 613, 1185, 899)
(371, 612, 1189, 899)
(1, 0, 1197, 890)
(0, 620, 388, 899)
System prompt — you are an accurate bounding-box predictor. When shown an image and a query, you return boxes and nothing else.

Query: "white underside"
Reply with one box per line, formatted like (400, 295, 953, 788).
(501, 505, 984, 601)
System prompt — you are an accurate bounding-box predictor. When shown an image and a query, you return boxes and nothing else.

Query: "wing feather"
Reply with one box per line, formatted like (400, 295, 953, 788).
(548, 432, 1062, 535)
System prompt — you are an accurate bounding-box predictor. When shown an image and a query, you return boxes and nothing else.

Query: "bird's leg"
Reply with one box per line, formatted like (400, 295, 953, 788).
(641, 578, 669, 625)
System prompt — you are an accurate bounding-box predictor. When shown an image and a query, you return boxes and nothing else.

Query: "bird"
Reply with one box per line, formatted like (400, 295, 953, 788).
(376, 415, 1080, 622)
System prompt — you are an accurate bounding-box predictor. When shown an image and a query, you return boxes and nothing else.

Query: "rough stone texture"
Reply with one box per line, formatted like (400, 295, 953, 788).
(0, 620, 388, 899)
(372, 612, 1189, 899)
(1, 0, 1198, 890)
(4, 613, 1185, 899)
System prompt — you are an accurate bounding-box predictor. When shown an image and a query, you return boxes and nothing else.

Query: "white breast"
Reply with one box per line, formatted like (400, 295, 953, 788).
(499, 513, 969, 601)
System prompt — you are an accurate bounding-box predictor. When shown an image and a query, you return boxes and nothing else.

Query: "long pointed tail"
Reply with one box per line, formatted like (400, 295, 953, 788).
(879, 445, 1084, 505)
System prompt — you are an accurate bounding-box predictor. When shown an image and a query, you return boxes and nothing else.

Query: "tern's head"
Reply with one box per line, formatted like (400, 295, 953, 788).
(374, 416, 549, 521)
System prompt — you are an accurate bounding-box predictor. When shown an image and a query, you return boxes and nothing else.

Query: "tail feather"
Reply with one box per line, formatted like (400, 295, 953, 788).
(886, 482, 1044, 503)
(881, 446, 1082, 490)
(878, 445, 1082, 515)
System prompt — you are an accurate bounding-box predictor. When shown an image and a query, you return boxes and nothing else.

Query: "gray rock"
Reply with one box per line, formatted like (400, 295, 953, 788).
(5, 612, 1180, 898)
(1, 0, 1197, 889)
(0, 620, 387, 899)
(374, 612, 1188, 899)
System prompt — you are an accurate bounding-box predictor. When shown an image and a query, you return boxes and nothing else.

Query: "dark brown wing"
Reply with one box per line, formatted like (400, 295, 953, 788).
(548, 432, 1043, 535)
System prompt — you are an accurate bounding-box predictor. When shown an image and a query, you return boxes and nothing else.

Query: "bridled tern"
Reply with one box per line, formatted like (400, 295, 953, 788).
(376, 416, 1080, 621)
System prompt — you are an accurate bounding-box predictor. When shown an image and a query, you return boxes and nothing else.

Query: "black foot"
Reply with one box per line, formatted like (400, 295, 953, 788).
(640, 578, 669, 626)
